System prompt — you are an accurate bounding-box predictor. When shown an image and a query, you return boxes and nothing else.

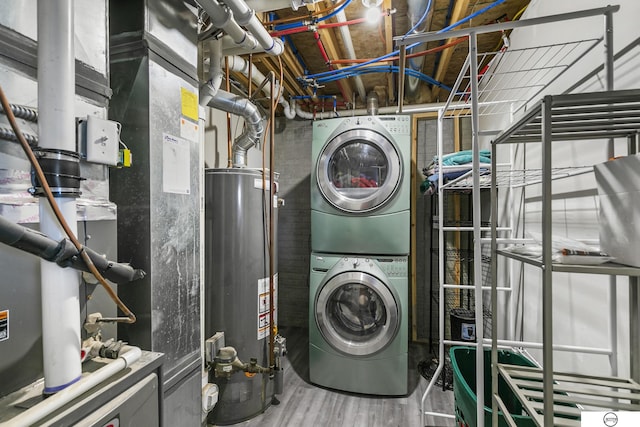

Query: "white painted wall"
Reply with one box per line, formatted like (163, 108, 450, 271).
(482, 0, 640, 377)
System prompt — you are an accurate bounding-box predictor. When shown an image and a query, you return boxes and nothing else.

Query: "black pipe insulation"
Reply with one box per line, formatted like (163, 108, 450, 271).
(0, 215, 145, 284)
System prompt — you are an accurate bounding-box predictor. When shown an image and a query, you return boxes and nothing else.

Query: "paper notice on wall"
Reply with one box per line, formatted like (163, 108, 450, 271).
(162, 133, 190, 194)
(180, 117, 199, 142)
(180, 87, 199, 122)
(257, 274, 278, 340)
(0, 310, 8, 342)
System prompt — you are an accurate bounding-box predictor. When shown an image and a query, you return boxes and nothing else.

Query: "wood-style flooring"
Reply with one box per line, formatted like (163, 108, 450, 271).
(225, 326, 455, 427)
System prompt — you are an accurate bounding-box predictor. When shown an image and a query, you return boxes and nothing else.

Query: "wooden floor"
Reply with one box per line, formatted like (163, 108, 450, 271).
(225, 327, 455, 427)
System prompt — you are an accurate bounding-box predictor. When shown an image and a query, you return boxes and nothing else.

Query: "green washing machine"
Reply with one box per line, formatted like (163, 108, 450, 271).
(311, 115, 411, 255)
(309, 253, 408, 395)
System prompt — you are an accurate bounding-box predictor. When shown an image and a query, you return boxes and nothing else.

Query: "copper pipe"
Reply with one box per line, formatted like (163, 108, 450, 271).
(0, 83, 136, 324)
(268, 70, 276, 369)
(225, 56, 232, 168)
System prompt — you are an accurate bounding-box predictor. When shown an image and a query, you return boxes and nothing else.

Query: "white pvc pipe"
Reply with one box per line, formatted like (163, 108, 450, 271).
(1, 347, 142, 427)
(335, 10, 367, 102)
(37, 0, 81, 394)
(226, 55, 295, 119)
(225, 0, 285, 55)
(197, 1, 261, 53)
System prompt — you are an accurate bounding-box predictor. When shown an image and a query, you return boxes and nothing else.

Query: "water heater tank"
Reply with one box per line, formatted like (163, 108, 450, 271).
(204, 168, 278, 425)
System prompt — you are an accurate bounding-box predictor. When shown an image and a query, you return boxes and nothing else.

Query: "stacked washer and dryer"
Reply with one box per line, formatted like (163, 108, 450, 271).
(309, 115, 411, 396)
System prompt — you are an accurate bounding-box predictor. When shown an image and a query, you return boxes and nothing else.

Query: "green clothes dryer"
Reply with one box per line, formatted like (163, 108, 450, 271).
(311, 115, 411, 255)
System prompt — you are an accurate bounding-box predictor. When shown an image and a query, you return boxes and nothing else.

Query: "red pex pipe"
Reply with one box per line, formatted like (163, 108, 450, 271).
(314, 31, 349, 102)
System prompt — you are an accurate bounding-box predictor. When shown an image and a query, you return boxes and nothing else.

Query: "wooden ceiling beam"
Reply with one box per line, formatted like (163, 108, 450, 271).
(431, 0, 470, 100)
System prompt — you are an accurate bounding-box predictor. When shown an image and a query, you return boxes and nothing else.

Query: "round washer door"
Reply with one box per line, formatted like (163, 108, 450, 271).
(316, 128, 402, 213)
(315, 270, 399, 356)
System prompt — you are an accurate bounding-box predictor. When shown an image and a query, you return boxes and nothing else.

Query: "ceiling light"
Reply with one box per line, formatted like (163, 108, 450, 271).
(365, 7, 381, 24)
(362, 0, 383, 8)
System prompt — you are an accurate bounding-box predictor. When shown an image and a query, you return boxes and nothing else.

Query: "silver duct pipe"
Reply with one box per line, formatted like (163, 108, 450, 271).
(366, 91, 379, 115)
(405, 0, 432, 102)
(335, 10, 367, 102)
(206, 89, 264, 168)
(200, 43, 265, 168)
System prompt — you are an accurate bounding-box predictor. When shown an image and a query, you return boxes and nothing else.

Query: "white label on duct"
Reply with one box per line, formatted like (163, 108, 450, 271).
(179, 117, 199, 142)
(257, 274, 278, 340)
(162, 133, 190, 194)
(254, 179, 270, 190)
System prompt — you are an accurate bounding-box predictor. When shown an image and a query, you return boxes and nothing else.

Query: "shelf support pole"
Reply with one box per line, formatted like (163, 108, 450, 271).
(468, 30, 485, 427)
(541, 96, 554, 427)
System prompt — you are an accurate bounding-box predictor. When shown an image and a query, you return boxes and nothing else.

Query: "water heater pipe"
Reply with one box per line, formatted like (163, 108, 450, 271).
(1, 346, 142, 427)
(37, 0, 82, 394)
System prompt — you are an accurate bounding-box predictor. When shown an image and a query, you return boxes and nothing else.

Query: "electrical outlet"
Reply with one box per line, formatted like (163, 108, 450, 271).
(81, 116, 120, 166)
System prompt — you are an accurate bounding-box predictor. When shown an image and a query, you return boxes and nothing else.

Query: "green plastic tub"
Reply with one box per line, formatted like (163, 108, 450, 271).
(450, 346, 537, 427)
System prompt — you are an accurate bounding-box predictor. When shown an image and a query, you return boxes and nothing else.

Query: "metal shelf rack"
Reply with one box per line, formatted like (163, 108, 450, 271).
(490, 89, 640, 426)
(394, 5, 627, 427)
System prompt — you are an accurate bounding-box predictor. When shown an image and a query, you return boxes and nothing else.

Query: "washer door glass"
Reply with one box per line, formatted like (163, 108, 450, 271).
(317, 128, 401, 213)
(315, 271, 399, 356)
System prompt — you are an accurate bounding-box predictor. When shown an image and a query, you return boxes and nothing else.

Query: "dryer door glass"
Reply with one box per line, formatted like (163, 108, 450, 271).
(315, 271, 399, 356)
(317, 128, 402, 213)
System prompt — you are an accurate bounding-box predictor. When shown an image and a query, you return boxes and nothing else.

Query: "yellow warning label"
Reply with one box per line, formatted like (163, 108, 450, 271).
(180, 87, 198, 121)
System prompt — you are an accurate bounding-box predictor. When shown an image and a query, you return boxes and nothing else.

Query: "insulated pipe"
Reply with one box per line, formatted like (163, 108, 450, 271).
(1, 346, 142, 427)
(37, 0, 82, 395)
(0, 215, 145, 284)
(404, 0, 432, 101)
(197, 1, 261, 54)
(227, 55, 295, 119)
(335, 10, 367, 102)
(224, 0, 285, 56)
(292, 99, 457, 119)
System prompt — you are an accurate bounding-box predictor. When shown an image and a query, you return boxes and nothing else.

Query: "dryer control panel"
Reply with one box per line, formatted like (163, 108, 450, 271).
(378, 115, 411, 135)
(375, 257, 408, 277)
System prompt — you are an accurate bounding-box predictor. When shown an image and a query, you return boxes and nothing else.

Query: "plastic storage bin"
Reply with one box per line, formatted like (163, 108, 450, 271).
(450, 346, 537, 427)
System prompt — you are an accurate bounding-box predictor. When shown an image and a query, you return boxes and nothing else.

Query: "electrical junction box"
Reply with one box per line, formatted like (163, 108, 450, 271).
(78, 116, 120, 166)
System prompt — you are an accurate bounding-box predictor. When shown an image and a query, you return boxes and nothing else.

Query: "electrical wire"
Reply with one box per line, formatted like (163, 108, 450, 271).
(0, 83, 136, 324)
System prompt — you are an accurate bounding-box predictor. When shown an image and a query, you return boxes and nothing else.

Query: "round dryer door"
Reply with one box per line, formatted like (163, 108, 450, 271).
(316, 128, 402, 213)
(315, 271, 399, 356)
